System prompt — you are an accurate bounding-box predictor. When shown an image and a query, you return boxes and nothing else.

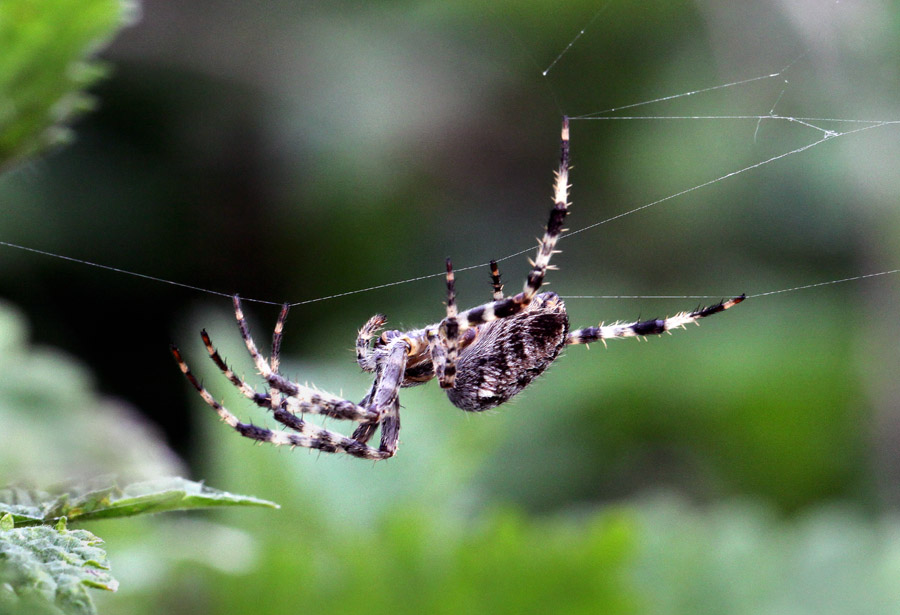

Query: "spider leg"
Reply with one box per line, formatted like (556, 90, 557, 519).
(351, 382, 379, 444)
(523, 115, 570, 302)
(369, 337, 410, 454)
(268, 303, 290, 413)
(199, 329, 378, 427)
(270, 303, 289, 373)
(231, 295, 379, 422)
(566, 295, 746, 345)
(437, 117, 571, 390)
(200, 329, 271, 407)
(489, 260, 504, 300)
(378, 398, 401, 456)
(170, 346, 393, 459)
(351, 335, 409, 452)
(437, 258, 460, 387)
(356, 313, 387, 372)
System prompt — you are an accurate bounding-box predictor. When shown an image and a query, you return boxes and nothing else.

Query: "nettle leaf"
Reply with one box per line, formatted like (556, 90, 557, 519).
(0, 477, 279, 527)
(0, 479, 277, 613)
(0, 0, 139, 170)
(57, 477, 280, 522)
(0, 515, 116, 615)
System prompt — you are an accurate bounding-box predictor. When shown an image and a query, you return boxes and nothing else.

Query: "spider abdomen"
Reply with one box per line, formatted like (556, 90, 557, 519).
(446, 293, 569, 412)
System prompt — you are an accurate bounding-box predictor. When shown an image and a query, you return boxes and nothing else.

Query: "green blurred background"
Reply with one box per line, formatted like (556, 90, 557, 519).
(2, 0, 900, 613)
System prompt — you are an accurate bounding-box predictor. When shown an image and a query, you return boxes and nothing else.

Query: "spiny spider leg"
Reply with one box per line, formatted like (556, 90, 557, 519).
(489, 260, 504, 300)
(378, 399, 401, 455)
(351, 335, 410, 450)
(522, 116, 570, 302)
(231, 295, 379, 421)
(370, 338, 410, 454)
(200, 329, 377, 436)
(267, 303, 290, 414)
(351, 381, 379, 444)
(437, 116, 571, 387)
(200, 331, 329, 434)
(200, 329, 272, 408)
(567, 295, 747, 345)
(437, 258, 459, 387)
(170, 346, 392, 459)
(270, 303, 289, 373)
(356, 313, 386, 373)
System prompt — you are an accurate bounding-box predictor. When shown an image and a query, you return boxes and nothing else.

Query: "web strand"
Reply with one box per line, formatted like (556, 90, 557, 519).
(2, 77, 898, 307)
(560, 269, 900, 301)
(541, 2, 611, 76)
(570, 51, 806, 119)
(0, 240, 282, 306)
(4, 237, 896, 306)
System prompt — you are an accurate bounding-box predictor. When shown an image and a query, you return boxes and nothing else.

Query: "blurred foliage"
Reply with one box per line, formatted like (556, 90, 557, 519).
(0, 0, 137, 171)
(0, 302, 277, 615)
(2, 0, 900, 614)
(0, 300, 183, 484)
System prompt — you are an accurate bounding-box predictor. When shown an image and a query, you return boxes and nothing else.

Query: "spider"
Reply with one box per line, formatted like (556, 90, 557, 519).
(171, 117, 745, 460)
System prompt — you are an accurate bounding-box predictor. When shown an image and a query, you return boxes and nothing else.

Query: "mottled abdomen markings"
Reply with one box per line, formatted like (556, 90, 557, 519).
(447, 292, 569, 411)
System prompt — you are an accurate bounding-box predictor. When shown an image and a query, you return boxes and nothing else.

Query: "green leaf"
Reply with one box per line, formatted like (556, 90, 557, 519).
(0, 0, 139, 171)
(0, 522, 116, 615)
(0, 477, 278, 527)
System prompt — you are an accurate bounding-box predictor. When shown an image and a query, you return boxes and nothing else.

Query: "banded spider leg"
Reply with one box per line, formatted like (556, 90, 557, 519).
(566, 295, 746, 346)
(172, 296, 409, 459)
(435, 117, 571, 388)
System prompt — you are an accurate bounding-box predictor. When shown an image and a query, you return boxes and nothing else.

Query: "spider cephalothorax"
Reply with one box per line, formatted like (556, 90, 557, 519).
(171, 117, 745, 460)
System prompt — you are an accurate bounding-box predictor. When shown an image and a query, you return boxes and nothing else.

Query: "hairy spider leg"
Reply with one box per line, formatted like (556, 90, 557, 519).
(231, 295, 378, 421)
(356, 313, 387, 372)
(182, 296, 410, 457)
(445, 257, 458, 317)
(233, 292, 410, 452)
(199, 328, 376, 421)
(566, 295, 747, 345)
(270, 303, 289, 373)
(170, 346, 393, 459)
(350, 334, 410, 452)
(369, 338, 410, 454)
(268, 303, 290, 413)
(523, 116, 570, 301)
(351, 381, 379, 444)
(198, 330, 374, 444)
(437, 116, 571, 387)
(200, 329, 271, 407)
(437, 258, 460, 387)
(489, 260, 504, 300)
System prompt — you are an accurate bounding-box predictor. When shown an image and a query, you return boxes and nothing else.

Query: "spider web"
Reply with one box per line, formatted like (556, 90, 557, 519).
(1, 5, 898, 309)
(2, 76, 896, 306)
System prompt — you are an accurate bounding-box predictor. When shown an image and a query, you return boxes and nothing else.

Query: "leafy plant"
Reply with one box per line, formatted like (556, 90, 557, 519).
(0, 477, 278, 528)
(0, 294, 280, 615)
(0, 0, 138, 171)
(0, 478, 277, 615)
(1, 514, 115, 615)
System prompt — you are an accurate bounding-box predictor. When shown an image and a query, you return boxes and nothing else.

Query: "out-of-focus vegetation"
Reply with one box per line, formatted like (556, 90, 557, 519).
(0, 300, 182, 484)
(0, 0, 137, 171)
(2, 0, 900, 613)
